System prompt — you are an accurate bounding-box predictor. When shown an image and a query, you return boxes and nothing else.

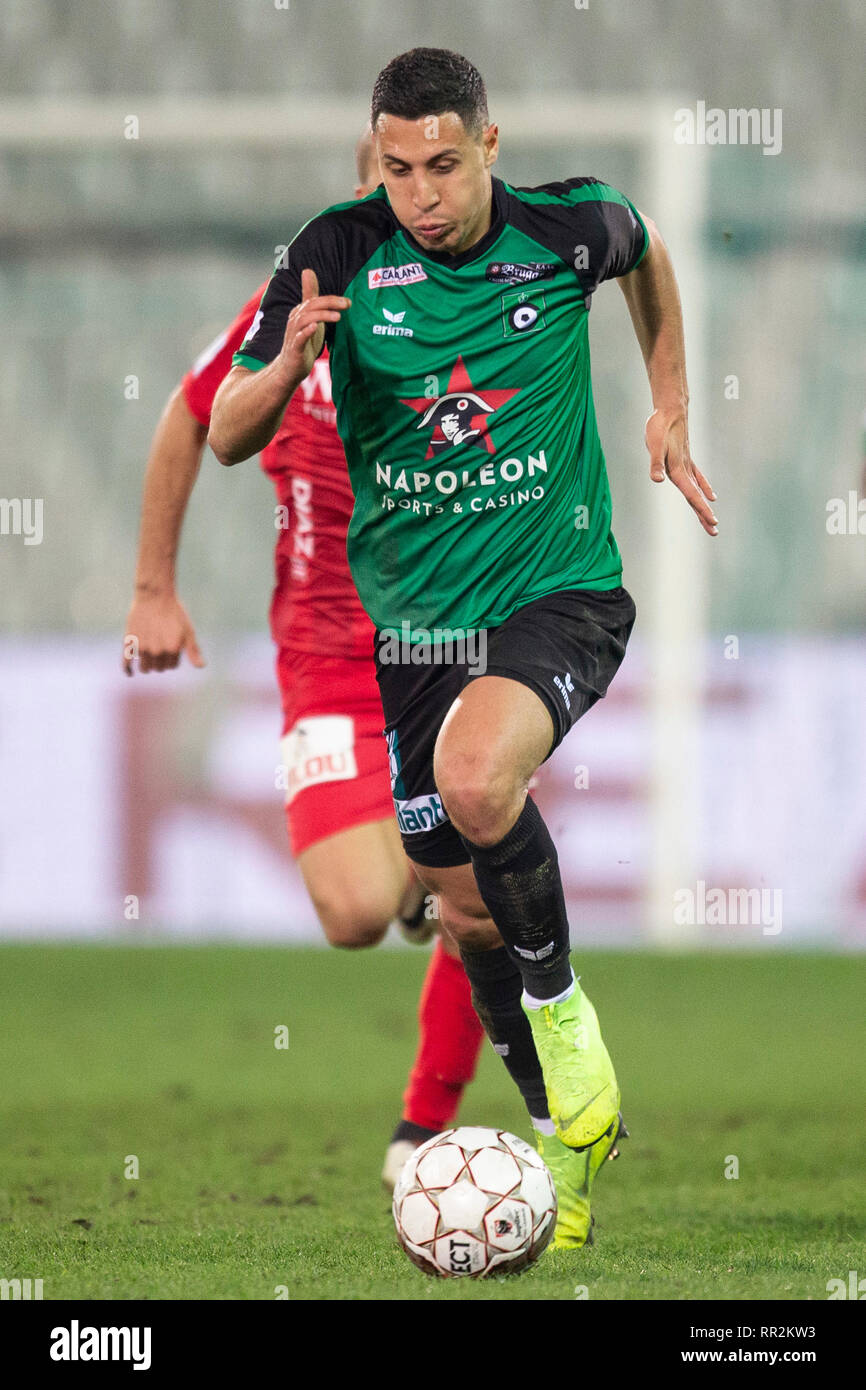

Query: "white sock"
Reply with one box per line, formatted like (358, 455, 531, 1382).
(522, 971, 576, 1011)
(531, 1116, 555, 1136)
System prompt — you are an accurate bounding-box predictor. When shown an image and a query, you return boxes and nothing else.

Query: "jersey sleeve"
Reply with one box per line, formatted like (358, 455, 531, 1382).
(573, 180, 649, 288)
(508, 176, 649, 302)
(181, 283, 269, 427)
(232, 213, 346, 373)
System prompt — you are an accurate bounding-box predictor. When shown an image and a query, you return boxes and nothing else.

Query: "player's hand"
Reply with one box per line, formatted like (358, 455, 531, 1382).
(279, 269, 350, 381)
(645, 406, 718, 535)
(122, 592, 206, 676)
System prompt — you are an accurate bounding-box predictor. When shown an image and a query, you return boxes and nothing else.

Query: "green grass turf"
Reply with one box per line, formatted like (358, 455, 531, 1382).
(0, 945, 863, 1301)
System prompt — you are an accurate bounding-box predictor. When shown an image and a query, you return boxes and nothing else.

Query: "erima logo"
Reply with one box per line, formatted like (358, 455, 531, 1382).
(553, 671, 575, 710)
(373, 306, 414, 338)
(49, 1321, 151, 1371)
(368, 263, 427, 289)
(486, 261, 556, 286)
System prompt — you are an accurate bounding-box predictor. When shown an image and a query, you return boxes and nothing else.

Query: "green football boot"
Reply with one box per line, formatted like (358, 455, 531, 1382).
(523, 982, 619, 1148)
(537, 1113, 628, 1249)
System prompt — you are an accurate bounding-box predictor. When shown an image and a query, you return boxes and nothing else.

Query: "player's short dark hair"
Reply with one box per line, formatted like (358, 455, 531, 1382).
(371, 48, 489, 138)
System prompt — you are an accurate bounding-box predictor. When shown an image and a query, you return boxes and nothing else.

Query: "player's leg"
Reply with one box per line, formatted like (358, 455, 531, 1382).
(434, 675, 619, 1148)
(296, 815, 410, 948)
(409, 860, 553, 1124)
(280, 685, 483, 1182)
(411, 860, 621, 1249)
(279, 689, 485, 1187)
(432, 589, 635, 1152)
(280, 690, 416, 947)
(373, 592, 633, 1242)
(374, 647, 566, 1134)
(382, 928, 485, 1188)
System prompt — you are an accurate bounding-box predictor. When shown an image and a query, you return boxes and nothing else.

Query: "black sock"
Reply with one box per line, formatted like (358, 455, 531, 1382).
(390, 1119, 438, 1145)
(461, 796, 573, 1000)
(458, 944, 549, 1122)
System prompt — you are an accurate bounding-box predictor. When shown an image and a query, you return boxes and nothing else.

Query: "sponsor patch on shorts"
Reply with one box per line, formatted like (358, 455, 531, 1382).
(393, 791, 449, 835)
(280, 715, 358, 805)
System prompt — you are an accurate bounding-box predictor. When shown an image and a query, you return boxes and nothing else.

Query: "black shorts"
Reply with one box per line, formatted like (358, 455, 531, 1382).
(374, 586, 636, 868)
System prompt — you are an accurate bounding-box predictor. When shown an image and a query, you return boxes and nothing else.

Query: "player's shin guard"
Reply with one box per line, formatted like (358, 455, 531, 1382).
(458, 942, 550, 1122)
(402, 939, 485, 1132)
(460, 796, 573, 1000)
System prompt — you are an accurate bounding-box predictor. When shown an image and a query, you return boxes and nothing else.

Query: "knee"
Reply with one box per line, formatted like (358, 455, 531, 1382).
(311, 886, 392, 949)
(433, 747, 518, 845)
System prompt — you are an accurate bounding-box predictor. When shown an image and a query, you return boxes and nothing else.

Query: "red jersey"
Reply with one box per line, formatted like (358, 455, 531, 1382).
(182, 286, 375, 664)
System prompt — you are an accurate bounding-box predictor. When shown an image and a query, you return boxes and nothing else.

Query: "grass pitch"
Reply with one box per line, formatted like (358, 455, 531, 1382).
(1, 945, 863, 1301)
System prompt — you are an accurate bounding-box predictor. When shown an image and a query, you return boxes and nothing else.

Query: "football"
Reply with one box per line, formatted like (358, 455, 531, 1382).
(392, 1126, 557, 1278)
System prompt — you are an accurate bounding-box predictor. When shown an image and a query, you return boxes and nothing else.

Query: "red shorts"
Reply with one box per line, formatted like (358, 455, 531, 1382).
(276, 649, 394, 857)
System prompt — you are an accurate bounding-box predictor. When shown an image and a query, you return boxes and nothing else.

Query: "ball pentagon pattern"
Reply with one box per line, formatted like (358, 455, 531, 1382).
(392, 1126, 557, 1277)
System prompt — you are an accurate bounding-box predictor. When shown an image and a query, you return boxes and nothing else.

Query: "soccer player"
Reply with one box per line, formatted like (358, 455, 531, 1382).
(123, 130, 486, 1190)
(209, 47, 717, 1249)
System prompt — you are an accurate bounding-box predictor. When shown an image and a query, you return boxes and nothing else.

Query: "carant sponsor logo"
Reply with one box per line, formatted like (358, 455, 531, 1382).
(368, 263, 428, 289)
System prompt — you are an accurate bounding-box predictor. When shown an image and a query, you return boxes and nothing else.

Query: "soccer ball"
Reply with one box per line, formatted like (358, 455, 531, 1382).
(392, 1126, 557, 1278)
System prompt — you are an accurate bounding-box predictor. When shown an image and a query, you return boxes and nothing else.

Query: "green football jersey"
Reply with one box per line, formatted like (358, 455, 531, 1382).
(234, 176, 648, 635)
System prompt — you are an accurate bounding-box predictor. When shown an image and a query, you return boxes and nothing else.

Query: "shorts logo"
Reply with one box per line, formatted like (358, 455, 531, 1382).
(280, 715, 357, 805)
(394, 792, 449, 836)
(486, 261, 556, 286)
(553, 671, 575, 710)
(368, 263, 427, 289)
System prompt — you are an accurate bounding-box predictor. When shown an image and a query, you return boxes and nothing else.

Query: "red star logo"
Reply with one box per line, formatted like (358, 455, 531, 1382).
(400, 356, 519, 459)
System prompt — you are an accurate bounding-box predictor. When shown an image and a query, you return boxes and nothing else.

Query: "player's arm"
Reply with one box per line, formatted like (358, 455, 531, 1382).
(123, 386, 207, 675)
(209, 270, 350, 466)
(618, 216, 718, 536)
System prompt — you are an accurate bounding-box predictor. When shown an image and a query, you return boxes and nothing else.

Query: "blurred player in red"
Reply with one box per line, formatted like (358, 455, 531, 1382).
(123, 132, 484, 1186)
